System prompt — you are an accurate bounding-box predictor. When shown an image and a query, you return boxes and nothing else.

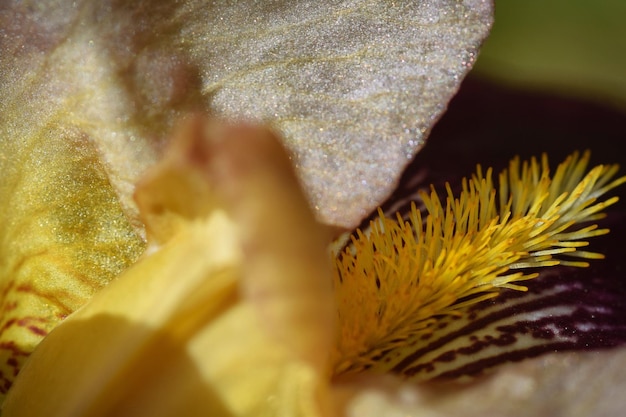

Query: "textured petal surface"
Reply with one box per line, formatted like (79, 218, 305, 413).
(334, 77, 626, 415)
(0, 0, 493, 228)
(0, 0, 491, 399)
(0, 128, 145, 399)
(336, 349, 626, 417)
(3, 120, 334, 417)
(182, 0, 493, 227)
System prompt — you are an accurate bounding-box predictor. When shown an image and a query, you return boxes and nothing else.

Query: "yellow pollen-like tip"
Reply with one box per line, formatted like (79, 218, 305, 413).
(332, 150, 625, 376)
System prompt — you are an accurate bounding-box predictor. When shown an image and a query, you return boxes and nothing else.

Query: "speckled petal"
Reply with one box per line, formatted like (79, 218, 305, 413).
(3, 120, 334, 417)
(0, 127, 145, 400)
(1, 0, 493, 229)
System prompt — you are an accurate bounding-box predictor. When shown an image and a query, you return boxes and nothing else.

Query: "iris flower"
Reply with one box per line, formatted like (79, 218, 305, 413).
(2, 1, 626, 416)
(4, 113, 625, 417)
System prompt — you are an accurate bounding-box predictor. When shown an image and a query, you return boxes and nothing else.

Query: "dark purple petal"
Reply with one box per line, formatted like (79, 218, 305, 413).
(359, 76, 626, 379)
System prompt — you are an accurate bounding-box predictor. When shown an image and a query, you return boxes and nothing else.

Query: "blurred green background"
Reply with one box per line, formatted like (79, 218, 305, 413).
(473, 0, 626, 110)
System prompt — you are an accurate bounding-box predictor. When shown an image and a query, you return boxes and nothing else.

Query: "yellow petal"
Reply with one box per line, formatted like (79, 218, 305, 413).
(4, 119, 334, 417)
(0, 127, 145, 400)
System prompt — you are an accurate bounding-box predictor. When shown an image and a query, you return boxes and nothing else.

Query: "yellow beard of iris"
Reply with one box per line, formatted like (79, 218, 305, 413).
(332, 151, 626, 377)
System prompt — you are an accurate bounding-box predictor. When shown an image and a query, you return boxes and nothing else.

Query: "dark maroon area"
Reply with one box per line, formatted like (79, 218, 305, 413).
(383, 75, 626, 215)
(376, 75, 626, 374)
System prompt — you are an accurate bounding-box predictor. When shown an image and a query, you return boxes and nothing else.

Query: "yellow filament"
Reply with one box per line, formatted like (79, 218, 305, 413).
(332, 151, 626, 376)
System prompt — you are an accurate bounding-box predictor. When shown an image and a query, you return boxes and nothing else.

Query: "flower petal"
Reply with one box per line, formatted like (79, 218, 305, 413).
(0, 128, 144, 400)
(3, 119, 335, 417)
(1, 0, 493, 229)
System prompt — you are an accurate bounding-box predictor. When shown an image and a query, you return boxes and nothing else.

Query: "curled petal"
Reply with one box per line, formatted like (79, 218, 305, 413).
(4, 119, 335, 416)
